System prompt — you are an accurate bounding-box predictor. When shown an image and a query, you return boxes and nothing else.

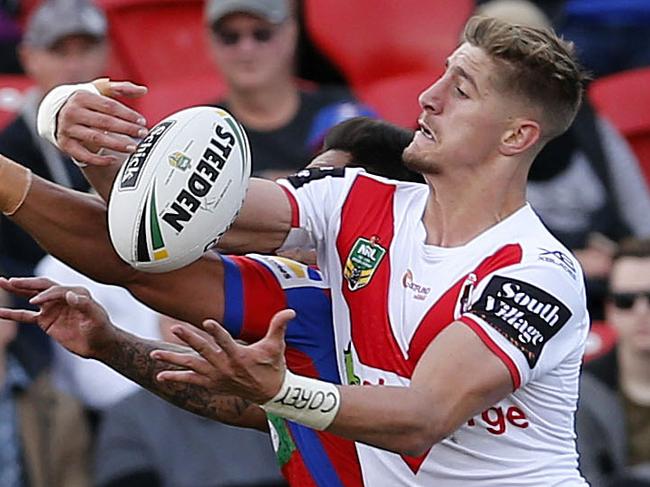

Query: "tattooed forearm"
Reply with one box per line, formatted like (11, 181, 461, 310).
(98, 327, 268, 431)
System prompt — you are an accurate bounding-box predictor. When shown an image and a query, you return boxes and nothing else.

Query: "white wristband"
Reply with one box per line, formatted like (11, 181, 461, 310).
(37, 82, 101, 149)
(261, 371, 341, 431)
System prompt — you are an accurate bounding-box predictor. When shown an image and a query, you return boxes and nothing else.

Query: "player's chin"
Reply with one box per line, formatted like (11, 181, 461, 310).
(403, 147, 434, 175)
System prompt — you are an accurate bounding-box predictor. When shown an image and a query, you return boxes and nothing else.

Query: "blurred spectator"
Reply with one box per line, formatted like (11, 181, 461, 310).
(559, 0, 650, 78)
(205, 0, 373, 179)
(36, 256, 160, 431)
(0, 0, 108, 375)
(0, 0, 22, 73)
(0, 271, 91, 487)
(576, 238, 650, 487)
(478, 0, 650, 319)
(94, 315, 286, 487)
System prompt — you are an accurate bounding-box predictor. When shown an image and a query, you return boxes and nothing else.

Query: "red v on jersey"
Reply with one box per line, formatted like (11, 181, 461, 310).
(336, 175, 523, 474)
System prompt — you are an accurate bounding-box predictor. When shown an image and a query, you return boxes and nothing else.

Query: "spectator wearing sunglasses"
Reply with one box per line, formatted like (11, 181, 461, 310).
(205, 0, 373, 179)
(576, 238, 650, 487)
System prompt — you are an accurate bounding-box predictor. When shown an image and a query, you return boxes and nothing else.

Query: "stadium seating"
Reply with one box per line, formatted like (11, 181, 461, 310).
(0, 75, 35, 130)
(96, 0, 226, 123)
(304, 0, 474, 126)
(583, 321, 617, 363)
(589, 68, 650, 188)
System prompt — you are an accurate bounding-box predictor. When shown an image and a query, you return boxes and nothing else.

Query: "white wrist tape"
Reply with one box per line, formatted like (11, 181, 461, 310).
(261, 371, 341, 430)
(37, 81, 101, 149)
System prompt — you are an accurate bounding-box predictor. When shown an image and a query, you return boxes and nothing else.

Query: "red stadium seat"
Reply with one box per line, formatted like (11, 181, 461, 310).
(136, 75, 227, 125)
(0, 75, 35, 130)
(304, 0, 473, 91)
(589, 68, 650, 188)
(356, 69, 439, 128)
(583, 321, 617, 363)
(96, 0, 225, 121)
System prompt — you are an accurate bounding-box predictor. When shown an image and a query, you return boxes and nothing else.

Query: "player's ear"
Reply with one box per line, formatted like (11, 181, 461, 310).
(499, 119, 541, 156)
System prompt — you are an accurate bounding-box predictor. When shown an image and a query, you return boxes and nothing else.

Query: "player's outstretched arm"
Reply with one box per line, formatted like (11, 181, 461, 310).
(153, 311, 513, 456)
(0, 277, 267, 431)
(41, 81, 294, 254)
(0, 154, 227, 326)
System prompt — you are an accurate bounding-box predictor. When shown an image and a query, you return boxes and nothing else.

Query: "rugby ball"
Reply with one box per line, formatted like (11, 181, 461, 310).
(108, 106, 251, 272)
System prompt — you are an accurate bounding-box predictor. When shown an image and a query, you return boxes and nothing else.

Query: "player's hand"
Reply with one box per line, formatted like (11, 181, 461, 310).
(0, 277, 115, 358)
(56, 79, 149, 166)
(152, 309, 295, 404)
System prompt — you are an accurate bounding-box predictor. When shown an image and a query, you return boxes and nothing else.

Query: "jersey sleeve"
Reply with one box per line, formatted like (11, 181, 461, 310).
(276, 167, 364, 251)
(458, 260, 589, 390)
(222, 254, 330, 342)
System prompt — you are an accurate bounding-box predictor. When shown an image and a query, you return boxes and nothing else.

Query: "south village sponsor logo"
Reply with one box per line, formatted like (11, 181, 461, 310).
(402, 269, 431, 300)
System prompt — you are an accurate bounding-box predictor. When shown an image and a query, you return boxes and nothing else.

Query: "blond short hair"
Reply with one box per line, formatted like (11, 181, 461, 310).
(463, 15, 587, 138)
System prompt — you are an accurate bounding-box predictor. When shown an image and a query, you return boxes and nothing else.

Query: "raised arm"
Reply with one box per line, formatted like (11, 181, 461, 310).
(0, 278, 267, 430)
(39, 80, 293, 253)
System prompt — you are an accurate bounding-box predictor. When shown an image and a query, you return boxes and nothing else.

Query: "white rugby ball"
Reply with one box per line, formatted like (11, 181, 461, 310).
(108, 106, 251, 272)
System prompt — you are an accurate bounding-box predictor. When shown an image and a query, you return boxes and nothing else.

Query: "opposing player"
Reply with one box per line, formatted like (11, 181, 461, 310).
(0, 118, 414, 486)
(8, 16, 589, 485)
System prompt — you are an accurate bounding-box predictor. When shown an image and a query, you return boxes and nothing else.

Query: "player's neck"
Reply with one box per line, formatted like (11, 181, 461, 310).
(618, 346, 650, 405)
(420, 169, 526, 248)
(226, 78, 300, 131)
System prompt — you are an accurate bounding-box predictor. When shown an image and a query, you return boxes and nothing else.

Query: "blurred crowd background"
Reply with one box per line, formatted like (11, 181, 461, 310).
(0, 0, 649, 486)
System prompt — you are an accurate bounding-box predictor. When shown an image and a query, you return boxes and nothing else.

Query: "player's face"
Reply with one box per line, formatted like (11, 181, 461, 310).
(403, 43, 516, 175)
(607, 257, 650, 353)
(20, 35, 107, 94)
(210, 13, 297, 92)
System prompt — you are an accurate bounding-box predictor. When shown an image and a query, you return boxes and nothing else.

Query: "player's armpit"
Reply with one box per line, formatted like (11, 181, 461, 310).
(329, 321, 513, 456)
(218, 178, 292, 254)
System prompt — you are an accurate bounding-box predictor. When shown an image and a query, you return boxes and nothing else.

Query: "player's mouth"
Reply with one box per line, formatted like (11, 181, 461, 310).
(417, 119, 437, 142)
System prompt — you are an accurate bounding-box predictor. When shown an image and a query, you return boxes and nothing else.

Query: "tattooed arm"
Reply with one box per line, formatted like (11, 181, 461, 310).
(99, 327, 268, 430)
(0, 277, 268, 431)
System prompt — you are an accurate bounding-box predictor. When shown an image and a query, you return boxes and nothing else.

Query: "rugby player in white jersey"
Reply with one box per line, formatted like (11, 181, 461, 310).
(1, 16, 589, 486)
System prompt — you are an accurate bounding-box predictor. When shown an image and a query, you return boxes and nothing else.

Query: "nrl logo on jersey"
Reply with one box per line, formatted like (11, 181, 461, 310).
(344, 236, 386, 291)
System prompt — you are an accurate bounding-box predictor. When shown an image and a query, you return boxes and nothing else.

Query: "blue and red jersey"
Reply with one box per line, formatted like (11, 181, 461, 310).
(221, 254, 364, 487)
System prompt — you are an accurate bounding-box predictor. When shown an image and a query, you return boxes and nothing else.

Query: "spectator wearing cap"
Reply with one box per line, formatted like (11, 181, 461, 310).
(0, 0, 108, 376)
(576, 238, 650, 486)
(205, 0, 374, 179)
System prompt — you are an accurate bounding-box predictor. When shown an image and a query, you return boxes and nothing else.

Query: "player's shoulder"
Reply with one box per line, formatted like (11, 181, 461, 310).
(245, 253, 327, 290)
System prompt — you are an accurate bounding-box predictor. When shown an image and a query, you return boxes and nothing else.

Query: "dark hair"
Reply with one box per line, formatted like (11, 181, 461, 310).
(463, 16, 588, 138)
(323, 117, 424, 183)
(613, 238, 650, 262)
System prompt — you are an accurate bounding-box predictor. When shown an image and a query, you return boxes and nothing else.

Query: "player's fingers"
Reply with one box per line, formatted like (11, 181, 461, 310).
(101, 80, 149, 100)
(0, 277, 41, 298)
(5, 276, 58, 291)
(56, 138, 119, 166)
(155, 370, 212, 388)
(265, 309, 294, 344)
(0, 307, 39, 323)
(150, 349, 213, 376)
(64, 90, 146, 127)
(65, 124, 138, 154)
(202, 319, 239, 356)
(68, 107, 148, 139)
(30, 285, 90, 305)
(169, 325, 225, 365)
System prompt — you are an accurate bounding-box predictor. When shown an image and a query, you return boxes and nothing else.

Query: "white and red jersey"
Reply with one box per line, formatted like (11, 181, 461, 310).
(278, 168, 589, 486)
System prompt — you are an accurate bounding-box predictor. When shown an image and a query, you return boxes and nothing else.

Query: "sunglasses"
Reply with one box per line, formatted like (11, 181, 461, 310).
(213, 26, 276, 46)
(609, 291, 650, 310)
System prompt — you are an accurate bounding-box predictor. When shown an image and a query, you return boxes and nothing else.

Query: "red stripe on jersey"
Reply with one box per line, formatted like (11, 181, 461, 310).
(319, 432, 364, 487)
(281, 184, 300, 227)
(336, 176, 411, 376)
(459, 316, 522, 389)
(408, 243, 524, 366)
(229, 256, 288, 343)
(285, 347, 321, 379)
(281, 453, 319, 487)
